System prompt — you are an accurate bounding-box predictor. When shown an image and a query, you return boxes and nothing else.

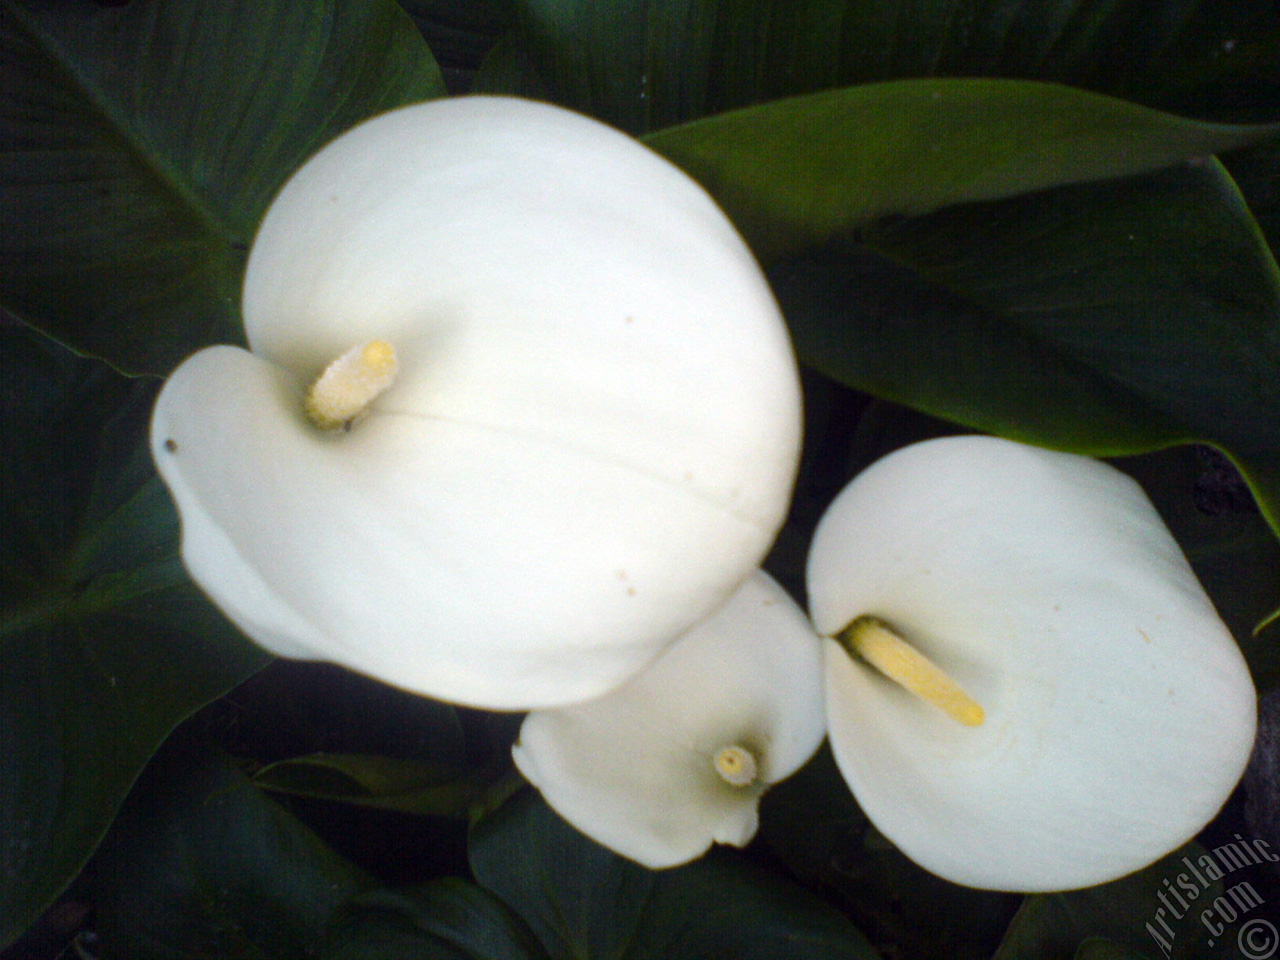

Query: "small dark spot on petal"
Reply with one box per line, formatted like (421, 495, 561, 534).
(164, 438, 178, 453)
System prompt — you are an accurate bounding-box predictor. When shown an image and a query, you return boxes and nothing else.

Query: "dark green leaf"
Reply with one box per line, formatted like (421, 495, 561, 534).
(323, 882, 547, 960)
(395, 0, 509, 93)
(487, 0, 722, 134)
(0, 326, 268, 950)
(255, 752, 497, 817)
(1073, 940, 1151, 960)
(1224, 140, 1280, 259)
(762, 744, 1017, 960)
(201, 658, 473, 768)
(773, 160, 1280, 563)
(470, 790, 881, 959)
(197, 661, 517, 884)
(0, 0, 443, 375)
(993, 843, 1232, 960)
(645, 79, 1280, 259)
(92, 735, 371, 960)
(487, 0, 1280, 132)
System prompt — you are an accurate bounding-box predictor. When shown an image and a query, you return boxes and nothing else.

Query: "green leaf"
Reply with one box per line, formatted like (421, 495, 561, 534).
(469, 790, 882, 959)
(644, 78, 1280, 259)
(773, 160, 1280, 555)
(993, 842, 1232, 960)
(487, 0, 1280, 132)
(1073, 940, 1151, 960)
(323, 882, 548, 960)
(92, 734, 372, 960)
(761, 746, 1017, 960)
(1224, 141, 1280, 259)
(395, 0, 510, 93)
(254, 753, 497, 817)
(0, 0, 443, 376)
(0, 326, 269, 949)
(483, 0, 722, 134)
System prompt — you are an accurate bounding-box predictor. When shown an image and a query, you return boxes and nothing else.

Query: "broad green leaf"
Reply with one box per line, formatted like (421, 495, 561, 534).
(485, 0, 1280, 133)
(92, 735, 371, 959)
(994, 842, 1232, 960)
(323, 882, 547, 960)
(0, 326, 268, 950)
(254, 753, 497, 817)
(761, 746, 1016, 960)
(470, 790, 881, 959)
(0, 0, 443, 376)
(772, 160, 1280, 558)
(644, 79, 1280, 260)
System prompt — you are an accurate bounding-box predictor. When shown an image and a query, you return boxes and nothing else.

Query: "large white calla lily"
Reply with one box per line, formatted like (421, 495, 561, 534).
(151, 96, 801, 709)
(808, 436, 1256, 892)
(513, 570, 826, 868)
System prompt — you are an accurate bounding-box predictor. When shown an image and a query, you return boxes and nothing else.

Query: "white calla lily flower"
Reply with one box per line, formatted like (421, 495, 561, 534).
(513, 570, 826, 868)
(151, 96, 801, 709)
(808, 436, 1257, 892)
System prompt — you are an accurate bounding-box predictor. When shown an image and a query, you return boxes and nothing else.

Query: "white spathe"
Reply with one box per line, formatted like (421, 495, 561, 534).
(513, 570, 826, 868)
(151, 96, 801, 710)
(808, 436, 1257, 892)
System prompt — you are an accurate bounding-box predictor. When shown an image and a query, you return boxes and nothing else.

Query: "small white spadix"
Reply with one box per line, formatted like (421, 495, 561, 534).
(714, 746, 759, 787)
(514, 571, 824, 868)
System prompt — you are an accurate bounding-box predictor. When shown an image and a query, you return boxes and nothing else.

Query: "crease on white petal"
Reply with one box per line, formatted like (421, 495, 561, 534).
(514, 571, 825, 868)
(242, 96, 801, 534)
(375, 404, 775, 531)
(811, 436, 1257, 891)
(155, 345, 786, 708)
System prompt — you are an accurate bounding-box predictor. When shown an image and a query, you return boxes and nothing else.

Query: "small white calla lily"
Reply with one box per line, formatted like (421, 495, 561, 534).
(808, 436, 1256, 892)
(151, 96, 801, 709)
(513, 570, 826, 868)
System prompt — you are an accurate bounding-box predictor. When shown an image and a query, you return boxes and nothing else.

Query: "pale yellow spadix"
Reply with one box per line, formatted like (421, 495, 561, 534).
(839, 616, 985, 726)
(808, 436, 1255, 893)
(304, 340, 398, 431)
(714, 745, 759, 787)
(150, 96, 801, 710)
